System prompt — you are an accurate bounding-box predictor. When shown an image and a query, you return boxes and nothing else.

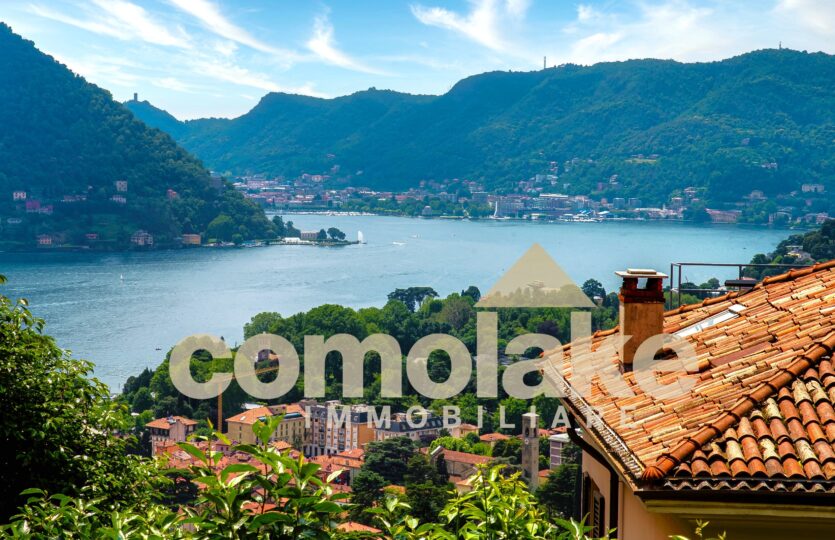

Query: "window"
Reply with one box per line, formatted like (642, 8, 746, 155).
(582, 474, 606, 538)
(674, 304, 744, 338)
(592, 491, 606, 538)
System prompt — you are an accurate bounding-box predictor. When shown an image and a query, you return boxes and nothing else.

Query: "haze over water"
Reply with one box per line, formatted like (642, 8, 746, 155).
(0, 216, 789, 389)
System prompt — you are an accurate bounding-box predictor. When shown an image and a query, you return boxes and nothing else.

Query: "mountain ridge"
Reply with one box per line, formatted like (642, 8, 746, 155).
(127, 48, 835, 205)
(0, 23, 274, 248)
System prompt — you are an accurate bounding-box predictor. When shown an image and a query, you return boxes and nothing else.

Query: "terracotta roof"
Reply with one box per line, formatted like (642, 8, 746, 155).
(668, 360, 835, 492)
(270, 440, 293, 452)
(335, 448, 365, 461)
(337, 521, 381, 533)
(145, 415, 197, 429)
(226, 406, 272, 425)
(541, 260, 835, 494)
(479, 433, 510, 442)
(440, 449, 492, 466)
(283, 403, 306, 416)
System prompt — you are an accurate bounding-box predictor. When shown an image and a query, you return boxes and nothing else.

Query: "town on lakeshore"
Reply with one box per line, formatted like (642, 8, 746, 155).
(233, 167, 830, 225)
(7, 164, 829, 252)
(3, 1, 835, 537)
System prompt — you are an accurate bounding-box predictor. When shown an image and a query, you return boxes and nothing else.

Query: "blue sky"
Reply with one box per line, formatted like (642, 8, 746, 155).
(2, 0, 833, 119)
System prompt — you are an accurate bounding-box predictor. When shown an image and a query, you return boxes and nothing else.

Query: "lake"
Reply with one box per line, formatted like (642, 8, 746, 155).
(0, 216, 790, 390)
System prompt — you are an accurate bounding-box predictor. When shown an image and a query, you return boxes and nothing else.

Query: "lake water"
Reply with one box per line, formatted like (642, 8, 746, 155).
(0, 215, 789, 390)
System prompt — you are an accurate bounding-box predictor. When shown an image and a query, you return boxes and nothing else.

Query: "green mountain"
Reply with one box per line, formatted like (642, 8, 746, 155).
(0, 24, 274, 249)
(128, 50, 835, 206)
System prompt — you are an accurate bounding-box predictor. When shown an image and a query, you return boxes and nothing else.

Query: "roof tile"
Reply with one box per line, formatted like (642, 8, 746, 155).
(544, 261, 835, 494)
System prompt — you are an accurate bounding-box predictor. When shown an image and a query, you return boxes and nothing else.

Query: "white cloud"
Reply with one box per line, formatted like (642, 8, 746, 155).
(29, 1, 190, 48)
(50, 52, 142, 88)
(306, 12, 385, 75)
(152, 77, 196, 93)
(91, 0, 190, 48)
(168, 0, 296, 60)
(576, 4, 601, 23)
(504, 0, 531, 18)
(28, 4, 124, 39)
(557, 1, 748, 65)
(193, 58, 326, 97)
(774, 0, 835, 36)
(410, 0, 530, 52)
(411, 0, 507, 51)
(213, 40, 238, 58)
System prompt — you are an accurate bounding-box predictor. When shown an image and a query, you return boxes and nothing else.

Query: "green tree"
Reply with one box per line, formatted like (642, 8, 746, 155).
(363, 437, 418, 484)
(0, 281, 151, 520)
(350, 469, 387, 522)
(284, 220, 301, 238)
(327, 227, 346, 241)
(387, 287, 439, 312)
(683, 203, 711, 223)
(271, 215, 286, 237)
(131, 387, 153, 413)
(537, 464, 579, 519)
(581, 279, 605, 302)
(206, 214, 235, 241)
(460, 285, 481, 302)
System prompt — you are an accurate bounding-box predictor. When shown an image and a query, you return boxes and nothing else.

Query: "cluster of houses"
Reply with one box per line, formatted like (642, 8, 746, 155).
(146, 399, 569, 496)
(232, 165, 831, 225)
(8, 182, 203, 248)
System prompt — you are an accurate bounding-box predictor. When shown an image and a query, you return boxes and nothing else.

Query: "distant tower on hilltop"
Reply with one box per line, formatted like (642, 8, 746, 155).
(133, 92, 138, 101)
(521, 411, 540, 490)
(543, 56, 547, 70)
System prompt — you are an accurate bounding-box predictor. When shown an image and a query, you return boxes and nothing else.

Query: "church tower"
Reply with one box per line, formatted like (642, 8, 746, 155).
(521, 411, 540, 490)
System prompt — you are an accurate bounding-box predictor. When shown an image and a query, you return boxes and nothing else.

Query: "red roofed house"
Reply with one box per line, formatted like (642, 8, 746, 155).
(479, 432, 509, 447)
(225, 403, 306, 447)
(541, 264, 835, 539)
(145, 416, 198, 454)
(429, 447, 491, 491)
(449, 422, 479, 438)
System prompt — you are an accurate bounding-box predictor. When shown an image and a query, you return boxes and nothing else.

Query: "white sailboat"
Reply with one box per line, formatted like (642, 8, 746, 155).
(357, 230, 366, 244)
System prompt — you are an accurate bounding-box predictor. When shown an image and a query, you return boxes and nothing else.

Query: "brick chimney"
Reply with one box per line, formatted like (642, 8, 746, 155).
(616, 269, 667, 371)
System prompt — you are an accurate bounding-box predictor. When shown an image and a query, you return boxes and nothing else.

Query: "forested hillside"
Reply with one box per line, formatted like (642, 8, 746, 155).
(129, 50, 835, 205)
(0, 24, 273, 249)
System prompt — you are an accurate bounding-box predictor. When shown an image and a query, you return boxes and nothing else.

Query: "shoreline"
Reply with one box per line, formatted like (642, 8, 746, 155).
(1, 215, 806, 254)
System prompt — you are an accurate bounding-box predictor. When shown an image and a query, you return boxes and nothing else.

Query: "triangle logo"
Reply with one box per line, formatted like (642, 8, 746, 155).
(476, 243, 595, 308)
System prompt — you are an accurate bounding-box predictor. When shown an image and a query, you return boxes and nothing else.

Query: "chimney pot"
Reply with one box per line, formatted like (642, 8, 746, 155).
(617, 268, 667, 370)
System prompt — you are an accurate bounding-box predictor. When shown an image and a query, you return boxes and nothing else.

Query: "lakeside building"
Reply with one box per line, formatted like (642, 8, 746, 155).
(130, 230, 153, 246)
(181, 233, 201, 246)
(541, 264, 835, 539)
(145, 415, 197, 455)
